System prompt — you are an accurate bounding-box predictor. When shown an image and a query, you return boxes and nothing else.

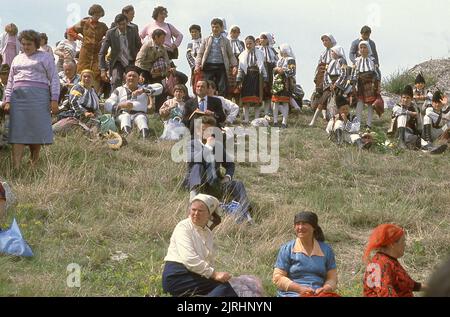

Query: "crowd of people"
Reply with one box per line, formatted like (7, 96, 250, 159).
(0, 3, 449, 297)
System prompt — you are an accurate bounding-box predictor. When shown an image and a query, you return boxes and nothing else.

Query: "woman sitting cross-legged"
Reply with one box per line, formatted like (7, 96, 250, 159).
(273, 211, 339, 297)
(162, 194, 238, 297)
(53, 69, 101, 135)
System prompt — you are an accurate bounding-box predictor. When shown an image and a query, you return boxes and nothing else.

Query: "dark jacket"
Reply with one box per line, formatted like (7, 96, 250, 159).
(349, 38, 379, 66)
(183, 96, 226, 128)
(99, 25, 142, 71)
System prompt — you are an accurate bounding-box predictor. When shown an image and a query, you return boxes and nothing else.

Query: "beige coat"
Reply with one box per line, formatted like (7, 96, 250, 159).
(195, 35, 237, 72)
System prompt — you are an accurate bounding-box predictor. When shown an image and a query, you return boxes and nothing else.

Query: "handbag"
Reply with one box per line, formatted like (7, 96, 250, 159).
(167, 24, 179, 60)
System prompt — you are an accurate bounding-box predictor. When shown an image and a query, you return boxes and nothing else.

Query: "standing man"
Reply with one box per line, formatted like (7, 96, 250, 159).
(195, 18, 237, 97)
(349, 25, 380, 66)
(99, 14, 142, 92)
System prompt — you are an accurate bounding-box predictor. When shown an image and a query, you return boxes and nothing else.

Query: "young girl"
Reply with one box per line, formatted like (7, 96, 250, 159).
(0, 23, 21, 66)
(159, 84, 187, 121)
(237, 36, 268, 124)
(186, 25, 202, 90)
(310, 45, 349, 126)
(311, 34, 337, 111)
(257, 32, 278, 116)
(227, 25, 245, 101)
(271, 44, 296, 129)
(351, 41, 382, 131)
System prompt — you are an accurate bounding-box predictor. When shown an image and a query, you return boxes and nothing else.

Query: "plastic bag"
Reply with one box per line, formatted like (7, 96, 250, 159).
(160, 117, 187, 141)
(229, 275, 265, 297)
(98, 114, 118, 135)
(220, 200, 253, 224)
(0, 218, 33, 257)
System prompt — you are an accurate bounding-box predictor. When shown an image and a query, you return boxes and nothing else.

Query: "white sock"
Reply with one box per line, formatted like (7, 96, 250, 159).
(322, 109, 327, 119)
(367, 105, 373, 128)
(280, 104, 289, 125)
(243, 106, 249, 123)
(273, 103, 279, 124)
(356, 101, 364, 123)
(310, 108, 321, 126)
(255, 106, 261, 119)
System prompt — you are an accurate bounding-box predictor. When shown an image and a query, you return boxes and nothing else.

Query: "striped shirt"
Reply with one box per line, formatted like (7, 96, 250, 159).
(318, 48, 333, 65)
(323, 57, 349, 90)
(351, 56, 381, 81)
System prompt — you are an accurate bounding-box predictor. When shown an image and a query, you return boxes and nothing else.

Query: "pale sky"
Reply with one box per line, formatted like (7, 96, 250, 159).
(2, 0, 449, 96)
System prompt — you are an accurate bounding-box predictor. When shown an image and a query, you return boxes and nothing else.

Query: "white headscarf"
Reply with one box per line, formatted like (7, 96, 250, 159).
(321, 33, 337, 46)
(259, 32, 275, 47)
(331, 45, 347, 64)
(358, 41, 373, 57)
(190, 194, 222, 216)
(279, 43, 295, 59)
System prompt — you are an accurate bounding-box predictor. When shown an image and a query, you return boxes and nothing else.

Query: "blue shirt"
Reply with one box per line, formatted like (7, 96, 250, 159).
(274, 239, 337, 297)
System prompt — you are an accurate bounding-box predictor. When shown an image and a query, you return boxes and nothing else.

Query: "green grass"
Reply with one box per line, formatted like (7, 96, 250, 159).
(382, 69, 437, 94)
(1, 108, 449, 297)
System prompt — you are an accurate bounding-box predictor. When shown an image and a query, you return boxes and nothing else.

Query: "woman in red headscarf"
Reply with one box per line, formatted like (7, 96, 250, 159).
(363, 224, 426, 297)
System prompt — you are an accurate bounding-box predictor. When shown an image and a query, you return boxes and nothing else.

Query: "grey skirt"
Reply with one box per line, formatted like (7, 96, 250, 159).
(9, 87, 53, 145)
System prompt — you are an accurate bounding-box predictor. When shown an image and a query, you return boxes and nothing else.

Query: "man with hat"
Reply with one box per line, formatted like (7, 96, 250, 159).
(413, 72, 432, 113)
(161, 194, 238, 297)
(390, 85, 422, 150)
(421, 90, 449, 154)
(104, 65, 151, 139)
(326, 95, 368, 150)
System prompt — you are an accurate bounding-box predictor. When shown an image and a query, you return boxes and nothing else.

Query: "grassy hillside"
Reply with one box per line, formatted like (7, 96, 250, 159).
(1, 111, 449, 297)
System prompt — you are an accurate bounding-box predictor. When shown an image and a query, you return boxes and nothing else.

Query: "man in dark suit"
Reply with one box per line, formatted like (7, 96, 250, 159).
(185, 114, 252, 225)
(99, 14, 142, 92)
(183, 80, 226, 129)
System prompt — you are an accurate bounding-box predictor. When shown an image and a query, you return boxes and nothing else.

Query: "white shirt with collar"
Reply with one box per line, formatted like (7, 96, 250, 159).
(164, 218, 216, 278)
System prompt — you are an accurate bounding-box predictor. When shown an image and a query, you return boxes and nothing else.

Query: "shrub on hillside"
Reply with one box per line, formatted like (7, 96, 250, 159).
(383, 69, 437, 94)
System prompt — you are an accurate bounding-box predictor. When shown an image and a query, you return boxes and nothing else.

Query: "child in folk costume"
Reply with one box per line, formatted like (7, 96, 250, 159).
(350, 41, 382, 131)
(413, 72, 432, 114)
(257, 32, 278, 116)
(420, 91, 449, 154)
(237, 36, 268, 124)
(227, 26, 245, 101)
(310, 45, 349, 126)
(326, 95, 367, 149)
(390, 85, 422, 150)
(311, 34, 337, 111)
(186, 25, 202, 90)
(271, 44, 296, 129)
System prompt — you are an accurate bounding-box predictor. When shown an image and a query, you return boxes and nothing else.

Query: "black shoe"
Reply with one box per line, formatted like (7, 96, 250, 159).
(422, 143, 448, 154)
(122, 126, 132, 136)
(281, 123, 288, 129)
(141, 128, 150, 139)
(335, 129, 343, 146)
(398, 127, 407, 150)
(273, 123, 279, 128)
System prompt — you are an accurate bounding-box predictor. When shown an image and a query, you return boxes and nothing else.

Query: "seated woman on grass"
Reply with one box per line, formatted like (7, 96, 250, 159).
(273, 211, 339, 297)
(162, 194, 237, 297)
(53, 69, 101, 135)
(363, 224, 427, 297)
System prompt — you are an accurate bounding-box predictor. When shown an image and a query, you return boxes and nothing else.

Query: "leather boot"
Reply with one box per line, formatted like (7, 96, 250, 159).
(335, 129, 343, 146)
(398, 127, 407, 149)
(141, 128, 150, 139)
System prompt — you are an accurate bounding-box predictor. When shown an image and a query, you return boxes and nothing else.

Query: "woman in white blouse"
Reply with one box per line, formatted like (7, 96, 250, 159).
(162, 194, 237, 297)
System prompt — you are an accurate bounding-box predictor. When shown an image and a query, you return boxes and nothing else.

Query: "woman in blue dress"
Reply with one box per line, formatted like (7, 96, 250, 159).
(273, 211, 338, 297)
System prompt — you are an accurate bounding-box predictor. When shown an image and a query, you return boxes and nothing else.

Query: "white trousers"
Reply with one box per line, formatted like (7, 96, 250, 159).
(326, 120, 361, 144)
(118, 113, 148, 131)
